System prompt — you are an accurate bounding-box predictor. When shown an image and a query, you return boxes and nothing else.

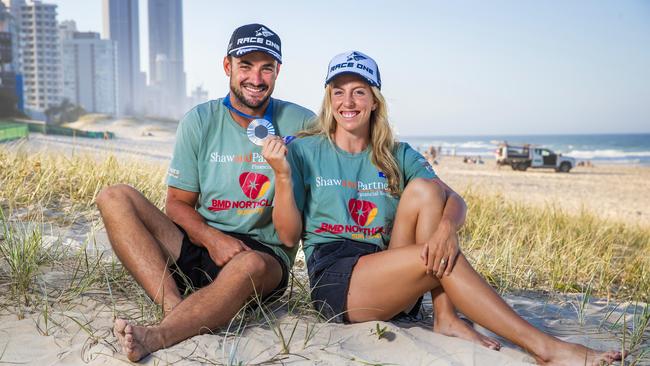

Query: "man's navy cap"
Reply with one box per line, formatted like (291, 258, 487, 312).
(227, 23, 282, 64)
(325, 51, 381, 89)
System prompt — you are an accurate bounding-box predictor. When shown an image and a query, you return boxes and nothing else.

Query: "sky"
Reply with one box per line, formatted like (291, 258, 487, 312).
(50, 0, 650, 136)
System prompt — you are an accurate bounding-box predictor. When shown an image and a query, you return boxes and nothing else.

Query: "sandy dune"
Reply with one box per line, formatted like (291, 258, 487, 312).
(1, 118, 647, 365)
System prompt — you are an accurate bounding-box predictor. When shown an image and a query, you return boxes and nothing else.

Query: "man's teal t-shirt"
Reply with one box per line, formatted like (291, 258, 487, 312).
(166, 98, 315, 267)
(287, 135, 437, 260)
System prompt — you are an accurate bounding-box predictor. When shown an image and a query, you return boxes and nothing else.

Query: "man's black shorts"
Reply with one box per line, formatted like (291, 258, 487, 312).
(171, 224, 289, 301)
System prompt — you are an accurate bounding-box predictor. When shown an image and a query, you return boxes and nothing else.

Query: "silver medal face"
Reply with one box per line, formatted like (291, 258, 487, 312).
(247, 119, 276, 146)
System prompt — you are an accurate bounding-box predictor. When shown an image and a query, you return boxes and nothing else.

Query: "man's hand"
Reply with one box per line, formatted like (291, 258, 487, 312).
(204, 231, 250, 266)
(262, 136, 291, 178)
(420, 219, 460, 278)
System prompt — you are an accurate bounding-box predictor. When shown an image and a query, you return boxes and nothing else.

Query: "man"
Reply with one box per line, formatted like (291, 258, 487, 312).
(96, 24, 315, 362)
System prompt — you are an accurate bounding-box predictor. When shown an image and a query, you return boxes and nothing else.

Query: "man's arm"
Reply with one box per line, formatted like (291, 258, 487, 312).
(166, 187, 250, 266)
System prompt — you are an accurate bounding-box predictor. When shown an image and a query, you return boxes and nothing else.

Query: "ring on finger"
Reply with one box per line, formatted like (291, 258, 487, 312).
(440, 258, 446, 266)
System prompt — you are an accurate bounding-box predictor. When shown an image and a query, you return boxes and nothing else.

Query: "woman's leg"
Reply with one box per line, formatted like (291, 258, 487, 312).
(388, 179, 499, 349)
(347, 246, 622, 364)
(347, 181, 623, 365)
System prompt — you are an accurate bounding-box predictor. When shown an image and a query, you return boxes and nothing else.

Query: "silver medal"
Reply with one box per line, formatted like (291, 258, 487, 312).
(246, 119, 276, 146)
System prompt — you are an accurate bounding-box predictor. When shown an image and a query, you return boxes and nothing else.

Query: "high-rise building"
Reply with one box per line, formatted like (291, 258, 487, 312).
(0, 1, 18, 115)
(18, 0, 61, 120)
(1, 0, 20, 73)
(58, 19, 75, 41)
(60, 24, 118, 116)
(189, 85, 208, 109)
(148, 0, 186, 118)
(103, 0, 142, 116)
(1, 0, 23, 13)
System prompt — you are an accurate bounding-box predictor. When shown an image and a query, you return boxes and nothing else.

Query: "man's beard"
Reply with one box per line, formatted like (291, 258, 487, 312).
(230, 82, 271, 111)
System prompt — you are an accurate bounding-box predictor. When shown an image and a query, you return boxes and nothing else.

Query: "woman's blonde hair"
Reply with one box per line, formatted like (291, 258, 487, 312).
(299, 83, 402, 196)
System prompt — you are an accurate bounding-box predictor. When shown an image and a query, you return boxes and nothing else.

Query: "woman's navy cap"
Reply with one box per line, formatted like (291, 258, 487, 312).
(325, 51, 381, 89)
(227, 23, 282, 64)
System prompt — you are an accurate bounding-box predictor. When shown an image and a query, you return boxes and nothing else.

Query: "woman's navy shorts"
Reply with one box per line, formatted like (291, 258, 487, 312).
(307, 240, 423, 323)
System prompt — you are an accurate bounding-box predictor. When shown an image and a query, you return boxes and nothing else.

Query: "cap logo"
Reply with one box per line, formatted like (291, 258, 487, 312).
(326, 50, 380, 89)
(347, 52, 367, 62)
(255, 27, 274, 37)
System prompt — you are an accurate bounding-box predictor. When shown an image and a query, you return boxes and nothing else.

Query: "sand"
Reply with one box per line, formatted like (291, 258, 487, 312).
(1, 118, 647, 365)
(432, 157, 650, 228)
(1, 233, 641, 365)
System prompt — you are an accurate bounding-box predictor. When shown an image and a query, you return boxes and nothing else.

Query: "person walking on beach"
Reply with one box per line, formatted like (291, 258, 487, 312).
(262, 50, 625, 365)
(96, 24, 315, 362)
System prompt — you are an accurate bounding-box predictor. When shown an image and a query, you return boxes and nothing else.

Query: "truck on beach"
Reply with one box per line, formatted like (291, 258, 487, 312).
(495, 143, 576, 172)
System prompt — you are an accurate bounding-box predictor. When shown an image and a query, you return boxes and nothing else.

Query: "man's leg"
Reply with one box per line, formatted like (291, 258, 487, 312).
(388, 179, 500, 349)
(96, 184, 185, 314)
(114, 250, 283, 362)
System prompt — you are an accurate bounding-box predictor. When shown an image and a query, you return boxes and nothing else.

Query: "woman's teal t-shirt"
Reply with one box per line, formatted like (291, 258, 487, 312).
(287, 135, 437, 260)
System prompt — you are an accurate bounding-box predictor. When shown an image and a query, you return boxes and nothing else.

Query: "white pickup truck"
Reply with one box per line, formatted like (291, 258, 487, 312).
(495, 143, 576, 172)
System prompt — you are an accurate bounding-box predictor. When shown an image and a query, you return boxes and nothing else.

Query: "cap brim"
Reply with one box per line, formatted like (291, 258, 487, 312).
(325, 70, 379, 89)
(228, 46, 282, 64)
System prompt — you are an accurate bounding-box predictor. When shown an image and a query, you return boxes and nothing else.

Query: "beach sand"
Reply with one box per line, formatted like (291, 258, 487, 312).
(1, 119, 647, 365)
(0, 237, 639, 366)
(432, 156, 650, 228)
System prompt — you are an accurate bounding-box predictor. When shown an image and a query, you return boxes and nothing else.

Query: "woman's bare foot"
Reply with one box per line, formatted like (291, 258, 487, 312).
(433, 314, 501, 350)
(535, 341, 624, 366)
(113, 318, 165, 362)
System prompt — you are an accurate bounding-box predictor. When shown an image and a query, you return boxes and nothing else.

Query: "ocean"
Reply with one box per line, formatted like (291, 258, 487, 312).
(400, 133, 650, 166)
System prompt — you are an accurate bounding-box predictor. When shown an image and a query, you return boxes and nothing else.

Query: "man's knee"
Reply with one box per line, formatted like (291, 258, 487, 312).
(96, 184, 137, 210)
(402, 178, 446, 206)
(229, 251, 273, 282)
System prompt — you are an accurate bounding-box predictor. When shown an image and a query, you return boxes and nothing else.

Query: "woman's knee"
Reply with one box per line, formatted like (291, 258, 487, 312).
(401, 178, 446, 208)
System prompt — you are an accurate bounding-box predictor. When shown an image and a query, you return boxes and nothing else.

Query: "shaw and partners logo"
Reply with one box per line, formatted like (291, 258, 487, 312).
(315, 176, 388, 191)
(315, 198, 383, 239)
(208, 172, 271, 214)
(210, 151, 269, 170)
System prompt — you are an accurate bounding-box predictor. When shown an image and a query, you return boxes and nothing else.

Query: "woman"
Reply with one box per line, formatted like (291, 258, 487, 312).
(262, 51, 624, 365)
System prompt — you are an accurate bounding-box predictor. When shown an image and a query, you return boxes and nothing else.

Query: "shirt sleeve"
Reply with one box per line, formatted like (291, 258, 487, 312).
(286, 142, 306, 212)
(302, 110, 316, 130)
(401, 143, 437, 184)
(166, 108, 202, 192)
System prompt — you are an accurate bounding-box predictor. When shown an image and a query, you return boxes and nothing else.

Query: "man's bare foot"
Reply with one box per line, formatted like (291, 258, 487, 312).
(433, 315, 501, 350)
(113, 318, 164, 362)
(535, 341, 624, 366)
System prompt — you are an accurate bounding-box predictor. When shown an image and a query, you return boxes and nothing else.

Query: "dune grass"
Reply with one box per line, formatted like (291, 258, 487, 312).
(1, 146, 647, 302)
(0, 146, 649, 363)
(0, 147, 166, 222)
(460, 190, 650, 302)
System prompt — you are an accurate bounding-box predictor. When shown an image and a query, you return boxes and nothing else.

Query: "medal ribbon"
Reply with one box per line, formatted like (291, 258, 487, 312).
(223, 93, 274, 124)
